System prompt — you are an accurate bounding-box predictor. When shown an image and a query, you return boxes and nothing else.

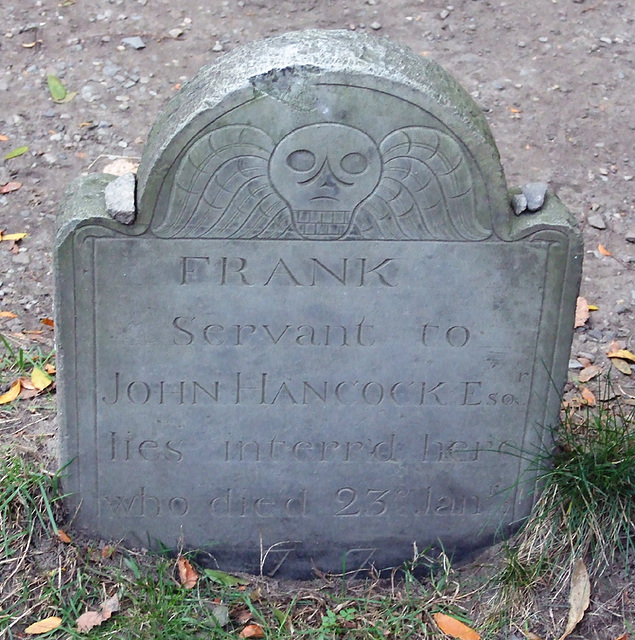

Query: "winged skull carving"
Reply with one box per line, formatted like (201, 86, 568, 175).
(152, 123, 491, 240)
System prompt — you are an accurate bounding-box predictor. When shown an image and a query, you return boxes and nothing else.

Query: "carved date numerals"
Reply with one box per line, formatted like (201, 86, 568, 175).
(334, 487, 409, 517)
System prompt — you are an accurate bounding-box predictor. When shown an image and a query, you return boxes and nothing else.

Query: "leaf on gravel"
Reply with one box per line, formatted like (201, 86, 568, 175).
(57, 529, 71, 543)
(433, 613, 480, 640)
(0, 380, 21, 404)
(41, 317, 55, 327)
(578, 365, 601, 383)
(574, 297, 589, 328)
(526, 633, 544, 640)
(580, 386, 596, 405)
(76, 594, 119, 632)
(103, 157, 139, 175)
(47, 74, 67, 101)
(239, 623, 265, 638)
(597, 243, 611, 256)
(204, 568, 249, 586)
(557, 559, 590, 640)
(44, 363, 57, 374)
(611, 358, 632, 376)
(0, 134, 8, 141)
(25, 617, 63, 634)
(0, 311, 17, 318)
(31, 366, 53, 390)
(607, 349, 635, 363)
(177, 556, 198, 589)
(4, 146, 28, 160)
(0, 181, 22, 194)
(1, 232, 28, 241)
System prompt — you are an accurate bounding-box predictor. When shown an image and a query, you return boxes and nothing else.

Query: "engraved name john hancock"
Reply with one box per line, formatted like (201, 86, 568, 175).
(151, 123, 491, 241)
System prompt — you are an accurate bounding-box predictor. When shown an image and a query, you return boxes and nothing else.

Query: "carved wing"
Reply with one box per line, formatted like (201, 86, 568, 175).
(355, 127, 491, 240)
(152, 125, 292, 238)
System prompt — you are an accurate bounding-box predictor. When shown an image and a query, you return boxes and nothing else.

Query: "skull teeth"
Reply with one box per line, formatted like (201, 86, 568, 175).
(294, 210, 351, 238)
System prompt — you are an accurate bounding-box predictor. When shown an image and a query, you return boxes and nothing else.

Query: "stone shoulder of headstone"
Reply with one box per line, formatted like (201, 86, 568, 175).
(56, 173, 117, 245)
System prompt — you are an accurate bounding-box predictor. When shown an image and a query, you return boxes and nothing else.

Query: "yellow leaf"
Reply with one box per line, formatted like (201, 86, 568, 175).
(31, 366, 53, 390)
(0, 379, 21, 404)
(611, 358, 632, 376)
(25, 616, 63, 634)
(588, 304, 598, 311)
(557, 559, 590, 640)
(0, 232, 27, 241)
(433, 613, 480, 640)
(0, 311, 17, 318)
(607, 349, 635, 363)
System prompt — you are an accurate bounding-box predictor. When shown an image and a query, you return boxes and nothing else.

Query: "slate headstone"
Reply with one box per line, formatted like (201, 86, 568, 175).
(56, 30, 583, 578)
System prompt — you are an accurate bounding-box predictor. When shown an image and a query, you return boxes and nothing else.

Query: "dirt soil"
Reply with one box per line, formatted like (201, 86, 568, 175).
(0, 0, 633, 638)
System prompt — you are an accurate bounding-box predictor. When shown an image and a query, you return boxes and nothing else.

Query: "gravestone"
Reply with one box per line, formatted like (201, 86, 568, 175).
(55, 30, 583, 577)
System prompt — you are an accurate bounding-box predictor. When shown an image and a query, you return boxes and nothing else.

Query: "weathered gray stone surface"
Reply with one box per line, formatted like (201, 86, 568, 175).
(105, 172, 136, 224)
(55, 30, 583, 578)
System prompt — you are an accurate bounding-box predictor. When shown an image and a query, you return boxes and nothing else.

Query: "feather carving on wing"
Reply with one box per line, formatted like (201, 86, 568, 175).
(152, 125, 291, 238)
(355, 127, 490, 240)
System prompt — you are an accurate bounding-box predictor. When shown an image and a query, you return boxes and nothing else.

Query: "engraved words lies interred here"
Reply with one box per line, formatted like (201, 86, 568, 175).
(55, 30, 582, 578)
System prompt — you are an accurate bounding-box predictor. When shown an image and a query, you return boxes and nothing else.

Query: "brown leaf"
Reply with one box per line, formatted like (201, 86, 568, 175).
(526, 633, 544, 640)
(580, 386, 596, 405)
(574, 297, 589, 328)
(609, 340, 622, 353)
(0, 379, 21, 404)
(0, 134, 8, 141)
(0, 181, 22, 194)
(607, 349, 635, 363)
(557, 559, 590, 640)
(76, 610, 105, 632)
(239, 623, 265, 638)
(578, 365, 601, 383)
(0, 310, 17, 318)
(101, 545, 116, 558)
(41, 317, 55, 328)
(177, 556, 198, 589)
(44, 363, 57, 374)
(234, 609, 253, 624)
(76, 595, 119, 632)
(611, 358, 632, 376)
(433, 612, 480, 640)
(577, 357, 592, 368)
(597, 243, 611, 256)
(57, 529, 71, 543)
(25, 616, 63, 634)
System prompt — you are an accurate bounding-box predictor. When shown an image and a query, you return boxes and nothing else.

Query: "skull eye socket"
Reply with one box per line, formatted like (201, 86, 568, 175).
(340, 152, 368, 174)
(287, 150, 316, 172)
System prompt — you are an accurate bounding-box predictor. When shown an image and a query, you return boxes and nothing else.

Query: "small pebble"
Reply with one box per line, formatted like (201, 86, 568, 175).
(511, 193, 527, 215)
(121, 36, 145, 49)
(522, 182, 548, 211)
(587, 214, 606, 230)
(625, 230, 635, 243)
(212, 41, 223, 52)
(577, 351, 596, 363)
(439, 9, 450, 19)
(370, 21, 382, 30)
(168, 28, 183, 39)
(568, 359, 584, 370)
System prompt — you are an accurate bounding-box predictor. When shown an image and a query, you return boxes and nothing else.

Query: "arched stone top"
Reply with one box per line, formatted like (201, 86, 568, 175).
(137, 29, 512, 241)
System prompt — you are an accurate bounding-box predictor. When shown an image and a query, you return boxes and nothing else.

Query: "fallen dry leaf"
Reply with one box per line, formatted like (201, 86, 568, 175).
(0, 232, 27, 242)
(597, 243, 611, 256)
(574, 297, 589, 328)
(239, 623, 265, 638)
(525, 633, 544, 640)
(76, 594, 119, 632)
(177, 556, 198, 589)
(609, 340, 622, 353)
(40, 317, 55, 327)
(44, 363, 57, 375)
(25, 616, 63, 634)
(103, 157, 139, 175)
(607, 349, 635, 363)
(580, 386, 596, 405)
(578, 365, 601, 383)
(0, 379, 21, 404)
(557, 559, 590, 640)
(611, 358, 632, 376)
(613, 634, 627, 640)
(433, 612, 480, 640)
(0, 311, 17, 318)
(0, 134, 8, 141)
(0, 181, 22, 194)
(57, 530, 71, 543)
(31, 366, 53, 391)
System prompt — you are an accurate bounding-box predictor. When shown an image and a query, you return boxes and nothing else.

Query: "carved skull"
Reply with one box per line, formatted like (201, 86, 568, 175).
(270, 124, 382, 239)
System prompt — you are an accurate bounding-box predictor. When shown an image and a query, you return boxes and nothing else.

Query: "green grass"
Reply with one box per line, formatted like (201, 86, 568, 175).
(0, 332, 55, 378)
